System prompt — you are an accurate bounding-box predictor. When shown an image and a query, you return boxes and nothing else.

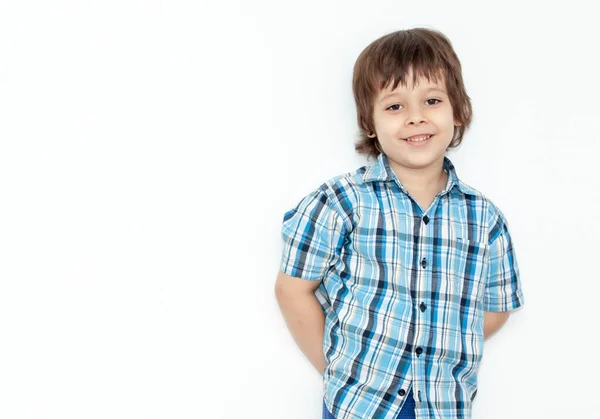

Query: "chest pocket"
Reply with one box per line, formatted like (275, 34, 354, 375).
(447, 239, 489, 303)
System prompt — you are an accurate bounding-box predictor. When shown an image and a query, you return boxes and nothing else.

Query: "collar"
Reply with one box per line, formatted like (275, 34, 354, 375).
(361, 152, 477, 196)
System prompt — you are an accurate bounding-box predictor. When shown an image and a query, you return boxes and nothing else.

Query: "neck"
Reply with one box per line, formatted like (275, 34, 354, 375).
(388, 157, 448, 195)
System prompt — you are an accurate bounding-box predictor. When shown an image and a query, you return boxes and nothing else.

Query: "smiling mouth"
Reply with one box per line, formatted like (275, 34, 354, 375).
(403, 134, 432, 143)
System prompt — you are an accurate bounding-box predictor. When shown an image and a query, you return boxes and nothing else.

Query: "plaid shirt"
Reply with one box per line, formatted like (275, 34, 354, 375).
(280, 153, 524, 419)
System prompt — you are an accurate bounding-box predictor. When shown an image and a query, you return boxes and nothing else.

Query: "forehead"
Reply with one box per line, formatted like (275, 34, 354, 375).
(379, 69, 446, 93)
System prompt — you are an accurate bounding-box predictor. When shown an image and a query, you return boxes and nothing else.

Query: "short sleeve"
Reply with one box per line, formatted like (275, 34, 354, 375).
(280, 188, 347, 281)
(484, 217, 525, 312)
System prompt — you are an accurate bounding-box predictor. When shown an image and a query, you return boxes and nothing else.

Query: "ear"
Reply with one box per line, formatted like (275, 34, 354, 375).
(367, 132, 377, 138)
(454, 120, 463, 127)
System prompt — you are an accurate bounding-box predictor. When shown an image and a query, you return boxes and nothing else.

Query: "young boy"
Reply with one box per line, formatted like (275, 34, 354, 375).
(274, 28, 524, 419)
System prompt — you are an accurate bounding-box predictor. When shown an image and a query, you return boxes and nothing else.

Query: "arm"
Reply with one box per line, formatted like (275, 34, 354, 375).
(483, 211, 524, 323)
(483, 310, 510, 340)
(276, 188, 347, 376)
(274, 270, 326, 375)
(482, 210, 523, 340)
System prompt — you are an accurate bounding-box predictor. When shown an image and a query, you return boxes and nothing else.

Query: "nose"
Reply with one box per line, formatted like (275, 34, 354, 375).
(405, 108, 427, 125)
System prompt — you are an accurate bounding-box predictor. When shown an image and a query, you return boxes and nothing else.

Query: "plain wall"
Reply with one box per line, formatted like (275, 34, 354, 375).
(0, 0, 598, 418)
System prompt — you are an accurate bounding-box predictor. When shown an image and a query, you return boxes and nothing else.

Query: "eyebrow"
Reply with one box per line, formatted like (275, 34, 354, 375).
(378, 87, 447, 103)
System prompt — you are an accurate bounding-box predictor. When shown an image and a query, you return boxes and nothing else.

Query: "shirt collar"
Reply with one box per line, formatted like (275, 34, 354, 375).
(362, 152, 477, 196)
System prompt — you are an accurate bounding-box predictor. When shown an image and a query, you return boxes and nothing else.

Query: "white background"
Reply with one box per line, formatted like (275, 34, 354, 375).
(1, 1, 599, 418)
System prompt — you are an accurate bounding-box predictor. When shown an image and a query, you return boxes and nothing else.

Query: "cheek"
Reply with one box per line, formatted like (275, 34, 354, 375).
(430, 113, 455, 131)
(440, 107, 457, 125)
(377, 126, 400, 141)
(374, 115, 401, 133)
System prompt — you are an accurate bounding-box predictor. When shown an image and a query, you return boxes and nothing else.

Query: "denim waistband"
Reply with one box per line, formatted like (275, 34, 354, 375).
(323, 387, 416, 419)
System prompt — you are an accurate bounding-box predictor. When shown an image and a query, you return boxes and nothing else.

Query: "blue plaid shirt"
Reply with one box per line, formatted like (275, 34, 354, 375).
(280, 153, 524, 419)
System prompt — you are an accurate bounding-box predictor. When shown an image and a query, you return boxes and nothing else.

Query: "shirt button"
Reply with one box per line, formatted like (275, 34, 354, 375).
(398, 389, 406, 396)
(420, 258, 427, 269)
(416, 347, 423, 355)
(419, 302, 427, 312)
(423, 215, 430, 225)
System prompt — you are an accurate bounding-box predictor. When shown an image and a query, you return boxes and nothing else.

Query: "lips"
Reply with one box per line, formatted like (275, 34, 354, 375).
(403, 134, 433, 142)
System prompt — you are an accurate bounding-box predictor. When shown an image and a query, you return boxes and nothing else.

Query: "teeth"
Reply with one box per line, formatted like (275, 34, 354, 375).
(405, 135, 431, 142)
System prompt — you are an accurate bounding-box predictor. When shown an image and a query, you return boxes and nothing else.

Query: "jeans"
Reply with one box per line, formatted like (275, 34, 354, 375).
(322, 388, 416, 419)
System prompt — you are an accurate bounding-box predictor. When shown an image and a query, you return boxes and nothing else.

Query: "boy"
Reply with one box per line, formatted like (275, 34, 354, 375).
(274, 28, 524, 419)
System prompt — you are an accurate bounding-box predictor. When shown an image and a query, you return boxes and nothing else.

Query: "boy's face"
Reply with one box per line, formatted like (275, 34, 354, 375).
(371, 69, 460, 176)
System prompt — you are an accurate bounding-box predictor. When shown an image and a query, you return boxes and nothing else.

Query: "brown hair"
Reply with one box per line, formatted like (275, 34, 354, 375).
(352, 28, 473, 158)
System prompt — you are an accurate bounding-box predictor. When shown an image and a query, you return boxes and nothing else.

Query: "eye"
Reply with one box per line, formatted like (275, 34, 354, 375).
(386, 104, 403, 111)
(426, 98, 441, 105)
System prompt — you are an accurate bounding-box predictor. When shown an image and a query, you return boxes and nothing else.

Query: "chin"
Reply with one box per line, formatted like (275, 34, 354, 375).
(392, 153, 445, 170)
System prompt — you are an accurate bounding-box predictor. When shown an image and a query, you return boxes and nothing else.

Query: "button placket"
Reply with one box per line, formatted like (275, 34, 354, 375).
(413, 210, 431, 408)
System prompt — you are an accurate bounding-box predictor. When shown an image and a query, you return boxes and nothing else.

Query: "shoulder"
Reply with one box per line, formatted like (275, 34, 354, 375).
(455, 179, 511, 244)
(296, 165, 369, 226)
(447, 157, 507, 224)
(318, 165, 369, 199)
